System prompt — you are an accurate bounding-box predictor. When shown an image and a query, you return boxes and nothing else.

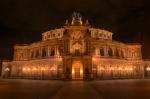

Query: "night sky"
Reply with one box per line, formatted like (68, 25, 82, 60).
(0, 0, 150, 60)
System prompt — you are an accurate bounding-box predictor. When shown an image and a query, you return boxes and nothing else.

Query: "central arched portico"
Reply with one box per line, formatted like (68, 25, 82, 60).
(72, 61, 83, 80)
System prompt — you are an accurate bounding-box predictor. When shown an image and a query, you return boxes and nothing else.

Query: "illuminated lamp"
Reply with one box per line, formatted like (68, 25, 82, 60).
(27, 68, 31, 71)
(23, 68, 26, 71)
(125, 67, 128, 71)
(50, 67, 56, 71)
(147, 67, 150, 71)
(72, 69, 75, 73)
(5, 68, 10, 72)
(129, 68, 133, 71)
(118, 67, 122, 71)
(110, 67, 114, 70)
(101, 67, 105, 70)
(80, 69, 83, 73)
(33, 68, 37, 71)
(41, 67, 46, 71)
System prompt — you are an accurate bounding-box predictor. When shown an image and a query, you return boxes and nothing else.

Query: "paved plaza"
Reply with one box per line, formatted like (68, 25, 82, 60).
(0, 79, 150, 99)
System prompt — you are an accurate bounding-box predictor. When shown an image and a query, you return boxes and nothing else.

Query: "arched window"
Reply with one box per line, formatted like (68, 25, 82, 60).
(52, 34, 55, 37)
(95, 32, 99, 37)
(42, 48, 47, 57)
(108, 48, 113, 56)
(92, 47, 95, 55)
(75, 49, 80, 56)
(50, 48, 55, 56)
(115, 49, 120, 57)
(31, 51, 34, 58)
(100, 48, 105, 56)
(59, 47, 63, 56)
(121, 50, 124, 58)
(35, 50, 40, 58)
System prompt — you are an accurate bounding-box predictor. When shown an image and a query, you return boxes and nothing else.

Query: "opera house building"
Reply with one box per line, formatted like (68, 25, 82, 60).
(1, 13, 149, 80)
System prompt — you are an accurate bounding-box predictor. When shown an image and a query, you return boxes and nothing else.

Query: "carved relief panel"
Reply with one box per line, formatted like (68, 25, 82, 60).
(127, 47, 142, 60)
(69, 30, 86, 55)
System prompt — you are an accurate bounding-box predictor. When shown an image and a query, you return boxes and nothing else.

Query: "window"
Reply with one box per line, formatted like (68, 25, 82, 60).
(121, 50, 124, 58)
(42, 48, 47, 57)
(50, 48, 55, 56)
(59, 48, 63, 56)
(115, 49, 120, 57)
(104, 34, 106, 38)
(100, 48, 105, 56)
(99, 33, 102, 37)
(53, 34, 55, 37)
(44, 36, 47, 40)
(48, 34, 50, 38)
(95, 32, 99, 37)
(108, 48, 113, 56)
(35, 50, 40, 58)
(75, 49, 80, 56)
(31, 51, 34, 58)
(58, 33, 60, 37)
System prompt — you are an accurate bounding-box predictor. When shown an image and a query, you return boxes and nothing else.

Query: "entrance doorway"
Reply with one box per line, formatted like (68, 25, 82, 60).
(72, 61, 83, 80)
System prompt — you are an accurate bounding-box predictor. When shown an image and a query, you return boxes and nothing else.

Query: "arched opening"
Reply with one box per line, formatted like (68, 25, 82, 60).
(75, 49, 80, 56)
(31, 51, 34, 58)
(121, 50, 124, 58)
(115, 49, 120, 57)
(144, 64, 150, 78)
(3, 64, 12, 78)
(35, 49, 40, 58)
(100, 48, 105, 56)
(72, 61, 83, 80)
(50, 48, 55, 56)
(42, 48, 47, 57)
(108, 48, 113, 56)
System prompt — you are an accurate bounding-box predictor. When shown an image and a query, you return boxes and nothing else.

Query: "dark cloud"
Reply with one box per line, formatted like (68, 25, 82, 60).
(0, 0, 150, 59)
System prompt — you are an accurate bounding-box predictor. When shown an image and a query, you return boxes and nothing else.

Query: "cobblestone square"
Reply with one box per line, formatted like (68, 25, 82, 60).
(0, 79, 150, 99)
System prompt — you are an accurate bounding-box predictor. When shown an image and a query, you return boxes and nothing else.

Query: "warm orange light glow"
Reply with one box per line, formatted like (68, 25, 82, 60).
(110, 67, 114, 70)
(72, 61, 83, 79)
(72, 69, 75, 73)
(125, 67, 128, 71)
(33, 68, 37, 71)
(5, 68, 10, 72)
(129, 68, 133, 71)
(118, 67, 122, 70)
(101, 67, 105, 70)
(41, 67, 46, 71)
(50, 67, 56, 71)
(23, 68, 26, 71)
(98, 67, 105, 71)
(27, 68, 31, 71)
(92, 57, 97, 61)
(80, 69, 83, 73)
(147, 67, 150, 71)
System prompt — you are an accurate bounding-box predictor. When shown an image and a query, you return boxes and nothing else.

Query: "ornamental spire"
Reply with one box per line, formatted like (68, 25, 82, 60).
(71, 12, 83, 26)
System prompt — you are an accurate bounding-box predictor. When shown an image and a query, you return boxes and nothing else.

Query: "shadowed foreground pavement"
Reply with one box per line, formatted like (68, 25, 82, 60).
(0, 79, 150, 99)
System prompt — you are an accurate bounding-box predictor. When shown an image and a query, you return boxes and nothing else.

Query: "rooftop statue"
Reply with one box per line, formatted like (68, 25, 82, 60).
(71, 12, 83, 25)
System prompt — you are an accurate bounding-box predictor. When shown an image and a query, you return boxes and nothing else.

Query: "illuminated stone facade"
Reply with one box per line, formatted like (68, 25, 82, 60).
(143, 60, 150, 78)
(1, 13, 145, 80)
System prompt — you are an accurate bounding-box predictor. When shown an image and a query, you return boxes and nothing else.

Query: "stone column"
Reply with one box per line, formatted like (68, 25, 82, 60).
(33, 49, 36, 59)
(55, 46, 57, 56)
(46, 46, 48, 57)
(47, 46, 50, 57)
(112, 48, 115, 57)
(55, 46, 59, 56)
(105, 46, 108, 57)
(57, 47, 60, 56)
(40, 47, 42, 58)
(123, 48, 126, 58)
(95, 48, 99, 56)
